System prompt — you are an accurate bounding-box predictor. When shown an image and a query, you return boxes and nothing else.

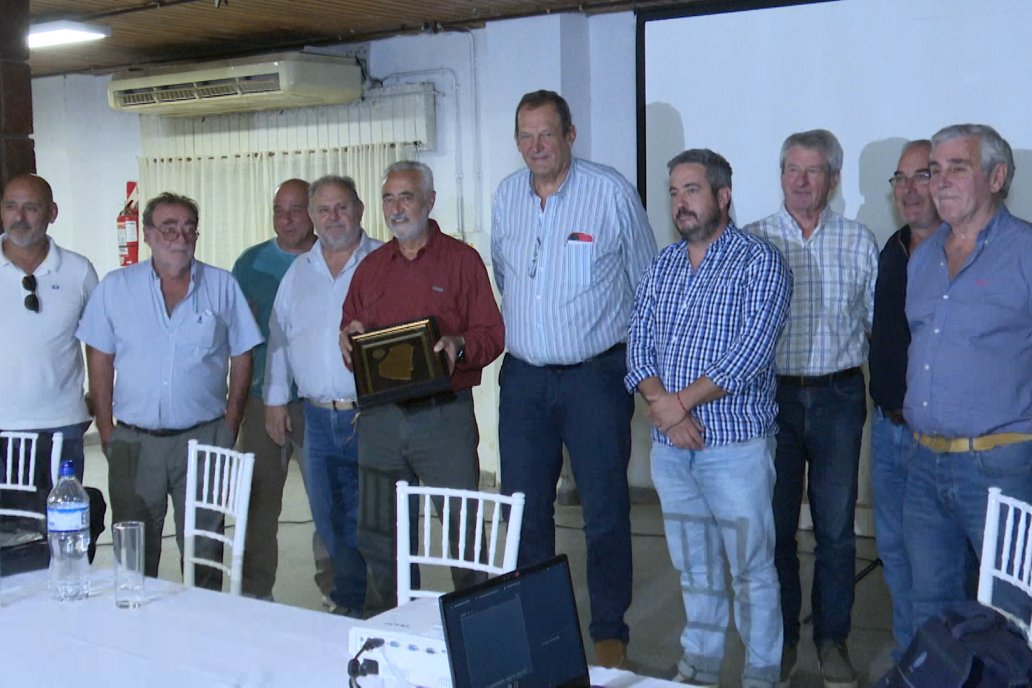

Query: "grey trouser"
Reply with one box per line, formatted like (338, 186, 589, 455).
(106, 418, 231, 590)
(357, 389, 484, 615)
(237, 396, 333, 599)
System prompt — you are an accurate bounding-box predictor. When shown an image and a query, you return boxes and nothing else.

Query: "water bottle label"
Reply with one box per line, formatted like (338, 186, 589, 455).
(48, 506, 89, 532)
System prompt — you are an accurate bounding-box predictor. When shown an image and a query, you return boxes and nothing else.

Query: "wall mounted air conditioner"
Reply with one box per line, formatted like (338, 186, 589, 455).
(107, 52, 363, 117)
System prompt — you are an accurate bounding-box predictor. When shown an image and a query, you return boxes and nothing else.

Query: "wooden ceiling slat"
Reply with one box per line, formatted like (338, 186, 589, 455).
(28, 0, 690, 77)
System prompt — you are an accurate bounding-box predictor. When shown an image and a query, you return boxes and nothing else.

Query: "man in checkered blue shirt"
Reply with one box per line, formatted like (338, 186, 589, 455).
(626, 149, 791, 688)
(746, 130, 879, 688)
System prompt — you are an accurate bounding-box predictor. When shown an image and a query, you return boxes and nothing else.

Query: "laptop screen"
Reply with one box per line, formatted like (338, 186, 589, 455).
(439, 554, 591, 688)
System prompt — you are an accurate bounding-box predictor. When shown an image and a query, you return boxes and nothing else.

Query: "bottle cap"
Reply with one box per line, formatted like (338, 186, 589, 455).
(59, 459, 75, 478)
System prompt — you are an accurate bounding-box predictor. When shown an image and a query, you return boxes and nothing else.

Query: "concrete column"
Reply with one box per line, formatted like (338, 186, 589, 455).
(0, 0, 35, 188)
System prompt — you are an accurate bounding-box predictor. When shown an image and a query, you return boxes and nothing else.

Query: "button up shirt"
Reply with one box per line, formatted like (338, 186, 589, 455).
(905, 206, 1032, 436)
(76, 259, 263, 430)
(746, 206, 878, 375)
(491, 157, 657, 365)
(625, 224, 791, 446)
(0, 236, 98, 429)
(342, 220, 504, 391)
(264, 233, 381, 405)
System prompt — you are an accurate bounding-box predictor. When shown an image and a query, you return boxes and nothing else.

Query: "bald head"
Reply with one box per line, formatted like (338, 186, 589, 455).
(272, 178, 315, 253)
(2, 174, 58, 249)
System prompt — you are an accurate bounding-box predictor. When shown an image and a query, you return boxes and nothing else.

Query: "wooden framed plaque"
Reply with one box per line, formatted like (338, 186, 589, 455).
(350, 316, 452, 408)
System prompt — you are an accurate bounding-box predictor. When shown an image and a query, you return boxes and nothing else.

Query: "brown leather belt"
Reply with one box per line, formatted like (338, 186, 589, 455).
(913, 432, 1032, 453)
(880, 408, 906, 426)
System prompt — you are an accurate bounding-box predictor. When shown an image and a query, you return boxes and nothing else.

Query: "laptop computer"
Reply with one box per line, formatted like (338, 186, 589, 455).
(439, 554, 600, 688)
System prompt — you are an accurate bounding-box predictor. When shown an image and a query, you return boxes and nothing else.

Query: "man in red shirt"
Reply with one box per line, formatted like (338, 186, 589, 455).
(341, 160, 504, 614)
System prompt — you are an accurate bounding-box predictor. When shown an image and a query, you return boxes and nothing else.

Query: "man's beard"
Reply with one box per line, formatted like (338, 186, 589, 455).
(675, 208, 720, 243)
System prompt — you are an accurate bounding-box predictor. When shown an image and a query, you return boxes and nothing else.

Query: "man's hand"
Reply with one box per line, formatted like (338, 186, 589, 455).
(265, 404, 291, 447)
(433, 335, 466, 375)
(339, 320, 366, 368)
(666, 413, 705, 450)
(646, 391, 688, 432)
(224, 414, 244, 445)
(97, 420, 114, 454)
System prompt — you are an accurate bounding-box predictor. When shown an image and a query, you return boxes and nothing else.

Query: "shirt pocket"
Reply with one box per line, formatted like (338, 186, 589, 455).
(180, 310, 219, 352)
(562, 240, 594, 291)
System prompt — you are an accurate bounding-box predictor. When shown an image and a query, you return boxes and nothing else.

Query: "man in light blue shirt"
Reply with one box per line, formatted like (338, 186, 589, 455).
(79, 191, 262, 589)
(232, 178, 333, 602)
(904, 123, 1032, 632)
(626, 149, 790, 688)
(491, 89, 657, 668)
(265, 175, 381, 617)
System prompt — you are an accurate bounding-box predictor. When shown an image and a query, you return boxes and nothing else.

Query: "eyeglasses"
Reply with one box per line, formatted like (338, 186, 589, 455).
(889, 170, 932, 188)
(153, 223, 200, 242)
(22, 275, 39, 313)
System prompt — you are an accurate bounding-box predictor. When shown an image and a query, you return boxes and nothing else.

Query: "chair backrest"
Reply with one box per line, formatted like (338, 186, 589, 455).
(395, 479, 525, 606)
(978, 486, 1032, 645)
(183, 439, 255, 595)
(0, 431, 64, 522)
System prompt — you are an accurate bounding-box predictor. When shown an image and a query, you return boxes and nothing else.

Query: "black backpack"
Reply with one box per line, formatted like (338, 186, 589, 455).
(875, 601, 1032, 688)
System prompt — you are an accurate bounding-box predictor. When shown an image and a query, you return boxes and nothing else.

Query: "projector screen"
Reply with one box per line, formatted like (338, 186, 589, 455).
(639, 0, 1032, 249)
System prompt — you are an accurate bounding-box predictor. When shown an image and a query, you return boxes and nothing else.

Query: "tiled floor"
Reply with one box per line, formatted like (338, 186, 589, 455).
(82, 439, 895, 687)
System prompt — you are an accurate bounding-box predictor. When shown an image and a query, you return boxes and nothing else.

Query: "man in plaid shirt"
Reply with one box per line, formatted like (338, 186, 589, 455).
(626, 149, 791, 688)
(746, 129, 878, 688)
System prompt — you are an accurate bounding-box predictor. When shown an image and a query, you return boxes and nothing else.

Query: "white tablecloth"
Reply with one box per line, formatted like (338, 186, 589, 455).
(0, 569, 678, 687)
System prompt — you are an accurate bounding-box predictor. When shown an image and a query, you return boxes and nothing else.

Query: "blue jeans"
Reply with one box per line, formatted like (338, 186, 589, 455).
(773, 375, 866, 648)
(303, 402, 366, 612)
(499, 349, 634, 643)
(903, 437, 1032, 633)
(870, 409, 914, 659)
(652, 438, 782, 688)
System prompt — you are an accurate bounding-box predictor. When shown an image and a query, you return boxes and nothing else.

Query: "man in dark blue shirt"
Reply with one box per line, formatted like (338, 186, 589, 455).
(869, 140, 939, 659)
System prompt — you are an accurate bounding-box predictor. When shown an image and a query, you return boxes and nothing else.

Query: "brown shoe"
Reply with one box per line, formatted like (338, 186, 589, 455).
(594, 639, 630, 669)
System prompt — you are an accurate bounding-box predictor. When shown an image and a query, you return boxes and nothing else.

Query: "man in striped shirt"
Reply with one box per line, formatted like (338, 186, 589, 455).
(491, 90, 657, 668)
(627, 149, 791, 688)
(746, 130, 878, 688)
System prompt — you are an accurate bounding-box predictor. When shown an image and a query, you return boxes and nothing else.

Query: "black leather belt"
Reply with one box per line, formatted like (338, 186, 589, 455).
(778, 367, 862, 388)
(539, 343, 626, 371)
(397, 391, 458, 412)
(118, 416, 223, 438)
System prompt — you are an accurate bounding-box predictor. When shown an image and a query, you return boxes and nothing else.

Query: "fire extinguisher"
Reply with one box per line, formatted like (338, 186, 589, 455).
(117, 181, 140, 266)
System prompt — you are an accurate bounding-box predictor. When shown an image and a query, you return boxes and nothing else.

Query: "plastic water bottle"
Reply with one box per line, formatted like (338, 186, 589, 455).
(47, 459, 90, 601)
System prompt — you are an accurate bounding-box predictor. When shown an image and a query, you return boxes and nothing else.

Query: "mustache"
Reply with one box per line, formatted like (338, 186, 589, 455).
(389, 213, 409, 224)
(676, 208, 698, 222)
(7, 221, 31, 232)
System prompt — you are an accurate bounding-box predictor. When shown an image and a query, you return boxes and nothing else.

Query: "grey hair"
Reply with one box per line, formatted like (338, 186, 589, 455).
(383, 160, 434, 196)
(932, 124, 1015, 199)
(308, 175, 362, 211)
(780, 129, 843, 175)
(667, 149, 733, 192)
(900, 139, 932, 158)
(142, 191, 199, 228)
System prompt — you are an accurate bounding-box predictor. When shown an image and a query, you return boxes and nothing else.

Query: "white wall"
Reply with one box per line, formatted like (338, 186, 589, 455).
(31, 11, 648, 487)
(32, 74, 141, 279)
(644, 0, 1032, 248)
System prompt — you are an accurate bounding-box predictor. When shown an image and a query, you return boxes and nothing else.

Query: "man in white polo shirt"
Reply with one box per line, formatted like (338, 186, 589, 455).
(0, 174, 97, 479)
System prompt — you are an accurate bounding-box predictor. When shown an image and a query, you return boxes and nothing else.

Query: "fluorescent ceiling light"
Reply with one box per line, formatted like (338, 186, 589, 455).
(28, 20, 111, 49)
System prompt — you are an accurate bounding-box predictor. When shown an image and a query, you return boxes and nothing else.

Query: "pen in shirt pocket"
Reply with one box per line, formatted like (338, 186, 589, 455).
(567, 232, 593, 243)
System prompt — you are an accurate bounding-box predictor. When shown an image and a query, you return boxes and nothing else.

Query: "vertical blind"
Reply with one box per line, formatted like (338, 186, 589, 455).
(137, 84, 434, 269)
